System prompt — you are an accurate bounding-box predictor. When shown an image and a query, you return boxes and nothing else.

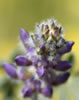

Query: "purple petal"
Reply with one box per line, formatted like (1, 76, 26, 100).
(39, 43, 46, 50)
(66, 41, 74, 52)
(20, 28, 36, 51)
(41, 56, 49, 67)
(43, 70, 56, 85)
(22, 86, 33, 97)
(58, 41, 74, 54)
(37, 66, 46, 77)
(27, 47, 35, 53)
(53, 72, 70, 86)
(20, 28, 29, 43)
(42, 85, 53, 97)
(54, 61, 72, 71)
(3, 63, 17, 78)
(25, 77, 34, 85)
(18, 68, 25, 80)
(15, 55, 31, 66)
(34, 80, 41, 91)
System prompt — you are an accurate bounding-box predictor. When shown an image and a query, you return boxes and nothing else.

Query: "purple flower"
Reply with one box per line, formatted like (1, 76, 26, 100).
(37, 66, 46, 77)
(15, 55, 31, 66)
(58, 41, 74, 55)
(17, 68, 25, 80)
(3, 18, 74, 98)
(33, 80, 41, 91)
(42, 85, 53, 97)
(54, 61, 72, 71)
(66, 41, 74, 52)
(25, 77, 34, 85)
(20, 28, 29, 43)
(22, 86, 33, 97)
(53, 72, 70, 86)
(43, 70, 56, 85)
(3, 63, 17, 78)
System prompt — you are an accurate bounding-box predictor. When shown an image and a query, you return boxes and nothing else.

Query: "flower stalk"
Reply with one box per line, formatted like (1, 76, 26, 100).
(32, 92, 38, 100)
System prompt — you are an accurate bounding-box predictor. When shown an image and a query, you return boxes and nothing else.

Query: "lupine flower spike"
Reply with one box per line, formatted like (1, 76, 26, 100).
(3, 18, 74, 98)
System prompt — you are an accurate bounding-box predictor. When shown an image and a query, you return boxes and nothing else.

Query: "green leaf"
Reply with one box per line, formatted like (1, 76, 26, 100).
(66, 53, 75, 65)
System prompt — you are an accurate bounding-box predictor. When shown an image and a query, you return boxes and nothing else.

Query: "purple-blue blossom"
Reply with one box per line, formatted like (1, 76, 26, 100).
(3, 18, 74, 98)
(22, 86, 33, 97)
(42, 85, 53, 97)
(3, 63, 18, 78)
(15, 55, 31, 66)
(37, 66, 46, 77)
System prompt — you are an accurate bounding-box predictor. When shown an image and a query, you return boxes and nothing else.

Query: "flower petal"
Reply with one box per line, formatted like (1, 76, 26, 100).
(3, 63, 17, 78)
(58, 41, 74, 54)
(22, 86, 33, 97)
(33, 80, 41, 91)
(15, 55, 31, 66)
(20, 28, 29, 44)
(42, 85, 53, 97)
(54, 61, 72, 71)
(53, 72, 70, 86)
(37, 66, 46, 77)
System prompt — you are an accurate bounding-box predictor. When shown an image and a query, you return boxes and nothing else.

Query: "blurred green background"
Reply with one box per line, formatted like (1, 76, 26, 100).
(0, 0, 79, 100)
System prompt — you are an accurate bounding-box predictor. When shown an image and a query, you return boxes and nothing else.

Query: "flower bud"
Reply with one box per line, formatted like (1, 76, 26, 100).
(22, 86, 33, 97)
(37, 66, 46, 77)
(53, 72, 70, 86)
(42, 85, 53, 97)
(54, 61, 72, 71)
(15, 55, 31, 66)
(58, 41, 74, 54)
(3, 63, 17, 78)
(20, 28, 29, 44)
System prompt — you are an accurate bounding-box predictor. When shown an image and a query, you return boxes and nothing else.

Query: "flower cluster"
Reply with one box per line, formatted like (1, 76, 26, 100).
(3, 19, 74, 98)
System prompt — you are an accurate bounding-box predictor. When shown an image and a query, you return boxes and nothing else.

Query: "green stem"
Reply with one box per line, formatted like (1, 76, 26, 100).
(32, 92, 38, 100)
